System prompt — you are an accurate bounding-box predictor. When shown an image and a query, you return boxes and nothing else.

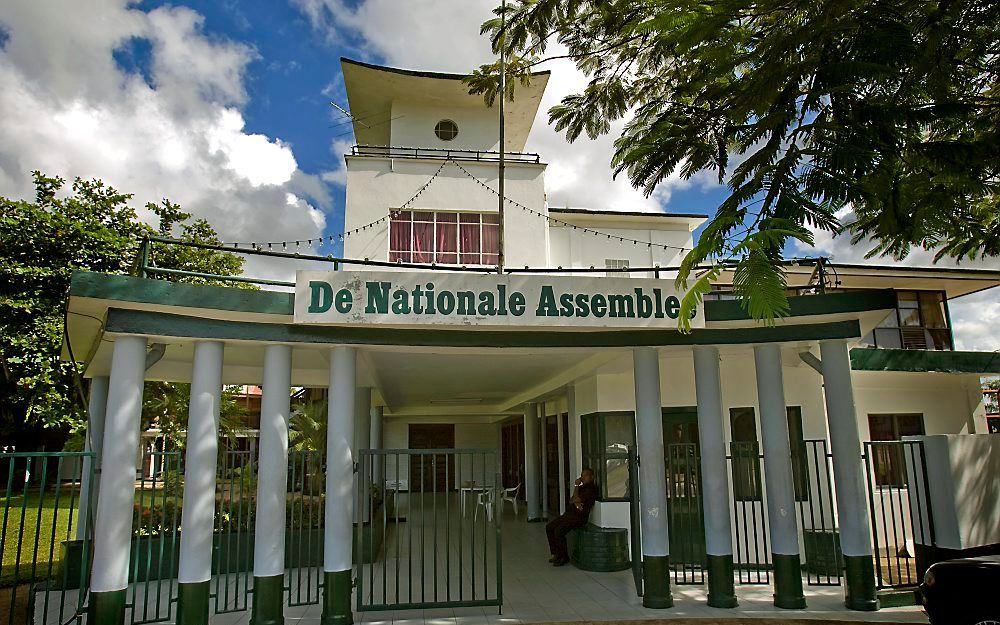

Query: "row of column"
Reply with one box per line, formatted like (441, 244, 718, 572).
(85, 337, 377, 625)
(632, 341, 878, 611)
(518, 341, 878, 612)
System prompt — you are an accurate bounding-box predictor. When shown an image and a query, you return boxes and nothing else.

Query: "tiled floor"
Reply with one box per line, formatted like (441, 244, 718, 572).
(212, 498, 927, 625)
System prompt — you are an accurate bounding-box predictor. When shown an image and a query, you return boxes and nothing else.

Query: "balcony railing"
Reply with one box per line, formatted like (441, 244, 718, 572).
(350, 144, 542, 164)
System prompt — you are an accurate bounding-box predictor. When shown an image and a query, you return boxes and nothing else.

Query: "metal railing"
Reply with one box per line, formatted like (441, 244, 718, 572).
(355, 449, 502, 612)
(727, 442, 770, 583)
(863, 440, 935, 589)
(350, 145, 542, 164)
(795, 440, 842, 586)
(285, 450, 324, 607)
(0, 451, 94, 625)
(665, 443, 705, 585)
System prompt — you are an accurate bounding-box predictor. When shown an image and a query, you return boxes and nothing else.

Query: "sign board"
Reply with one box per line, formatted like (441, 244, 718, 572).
(294, 270, 704, 329)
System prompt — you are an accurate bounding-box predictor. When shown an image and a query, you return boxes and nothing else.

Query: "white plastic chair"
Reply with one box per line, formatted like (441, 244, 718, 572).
(474, 487, 497, 522)
(500, 483, 521, 516)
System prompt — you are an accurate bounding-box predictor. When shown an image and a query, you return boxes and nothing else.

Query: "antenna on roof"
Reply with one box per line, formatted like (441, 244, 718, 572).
(330, 101, 370, 128)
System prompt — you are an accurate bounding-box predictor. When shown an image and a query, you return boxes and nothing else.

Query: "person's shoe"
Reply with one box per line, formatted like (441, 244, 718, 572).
(552, 558, 569, 567)
(548, 555, 558, 563)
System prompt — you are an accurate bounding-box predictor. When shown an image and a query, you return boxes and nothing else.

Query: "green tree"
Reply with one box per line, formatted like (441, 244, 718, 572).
(467, 0, 1000, 324)
(0, 172, 249, 442)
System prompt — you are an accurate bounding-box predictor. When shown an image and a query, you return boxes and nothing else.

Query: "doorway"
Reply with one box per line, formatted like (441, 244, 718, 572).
(663, 407, 706, 584)
(408, 424, 455, 492)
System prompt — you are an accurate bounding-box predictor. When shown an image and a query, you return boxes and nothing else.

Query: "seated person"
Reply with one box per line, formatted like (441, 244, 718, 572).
(545, 467, 598, 566)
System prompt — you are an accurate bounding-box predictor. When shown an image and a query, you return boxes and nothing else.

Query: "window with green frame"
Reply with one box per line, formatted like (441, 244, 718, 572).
(580, 411, 635, 501)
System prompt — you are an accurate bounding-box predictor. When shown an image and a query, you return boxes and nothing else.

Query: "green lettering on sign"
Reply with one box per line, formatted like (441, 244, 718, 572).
(308, 281, 333, 313)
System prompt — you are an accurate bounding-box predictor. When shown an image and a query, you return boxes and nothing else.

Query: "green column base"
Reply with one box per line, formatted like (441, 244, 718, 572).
(88, 589, 127, 625)
(706, 554, 738, 608)
(844, 554, 879, 611)
(641, 555, 674, 608)
(251, 574, 286, 625)
(771, 553, 806, 609)
(321, 569, 353, 625)
(177, 580, 211, 625)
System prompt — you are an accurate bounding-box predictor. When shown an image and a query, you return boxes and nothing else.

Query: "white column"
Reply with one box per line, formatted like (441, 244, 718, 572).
(694, 346, 738, 607)
(91, 336, 147, 594)
(539, 402, 549, 519)
(754, 343, 806, 608)
(371, 405, 384, 492)
(633, 347, 673, 607)
(523, 403, 541, 521)
(820, 339, 878, 609)
(325, 346, 356, 573)
(566, 386, 581, 488)
(78, 375, 109, 541)
(254, 344, 292, 578)
(178, 341, 224, 585)
(694, 347, 734, 556)
(556, 405, 566, 515)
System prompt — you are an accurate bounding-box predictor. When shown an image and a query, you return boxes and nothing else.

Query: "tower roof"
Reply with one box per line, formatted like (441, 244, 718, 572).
(340, 58, 550, 151)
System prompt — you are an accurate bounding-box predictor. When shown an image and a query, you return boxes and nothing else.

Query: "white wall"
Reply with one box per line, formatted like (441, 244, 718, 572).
(547, 224, 690, 275)
(343, 157, 548, 268)
(853, 371, 983, 437)
(390, 100, 501, 152)
(377, 419, 500, 490)
(911, 433, 1000, 550)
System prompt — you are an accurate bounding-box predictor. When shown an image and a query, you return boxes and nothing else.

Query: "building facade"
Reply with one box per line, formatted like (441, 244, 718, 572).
(64, 58, 1000, 625)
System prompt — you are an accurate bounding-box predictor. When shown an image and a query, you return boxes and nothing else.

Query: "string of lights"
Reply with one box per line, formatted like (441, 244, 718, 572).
(218, 157, 690, 254)
(448, 159, 690, 253)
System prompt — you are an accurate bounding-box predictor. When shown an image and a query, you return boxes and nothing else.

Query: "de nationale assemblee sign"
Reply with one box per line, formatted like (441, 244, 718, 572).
(294, 270, 704, 330)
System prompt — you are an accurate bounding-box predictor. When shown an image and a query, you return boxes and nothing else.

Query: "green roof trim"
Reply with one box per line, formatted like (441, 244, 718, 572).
(104, 309, 861, 349)
(704, 289, 897, 322)
(72, 272, 894, 324)
(70, 271, 294, 315)
(850, 347, 1000, 374)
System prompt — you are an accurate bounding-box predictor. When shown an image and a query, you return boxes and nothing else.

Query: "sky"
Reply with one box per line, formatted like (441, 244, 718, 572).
(0, 0, 996, 351)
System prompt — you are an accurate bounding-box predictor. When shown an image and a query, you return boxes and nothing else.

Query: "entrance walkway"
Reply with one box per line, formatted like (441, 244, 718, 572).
(209, 501, 926, 625)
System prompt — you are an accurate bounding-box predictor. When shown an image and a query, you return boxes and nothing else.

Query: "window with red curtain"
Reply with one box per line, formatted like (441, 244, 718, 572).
(388, 211, 499, 265)
(412, 211, 434, 263)
(389, 211, 412, 262)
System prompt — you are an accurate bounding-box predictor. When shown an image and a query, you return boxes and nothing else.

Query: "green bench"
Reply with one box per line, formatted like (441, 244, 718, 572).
(569, 524, 630, 572)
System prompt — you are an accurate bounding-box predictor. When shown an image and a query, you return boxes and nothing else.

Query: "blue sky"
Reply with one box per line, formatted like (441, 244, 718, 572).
(107, 0, 730, 253)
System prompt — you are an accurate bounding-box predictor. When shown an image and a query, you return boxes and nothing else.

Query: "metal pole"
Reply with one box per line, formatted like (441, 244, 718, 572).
(497, 0, 507, 273)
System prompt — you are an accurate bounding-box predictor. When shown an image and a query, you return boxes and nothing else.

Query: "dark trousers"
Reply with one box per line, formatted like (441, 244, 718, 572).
(546, 512, 587, 561)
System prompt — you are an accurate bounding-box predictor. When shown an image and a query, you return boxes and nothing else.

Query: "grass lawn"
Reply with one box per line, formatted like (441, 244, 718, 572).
(0, 491, 80, 587)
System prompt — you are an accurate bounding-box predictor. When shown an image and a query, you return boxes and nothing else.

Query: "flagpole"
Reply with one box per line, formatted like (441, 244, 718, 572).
(497, 0, 507, 274)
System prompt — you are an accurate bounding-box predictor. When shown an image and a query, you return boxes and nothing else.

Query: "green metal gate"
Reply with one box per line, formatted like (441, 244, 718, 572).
(0, 451, 94, 625)
(355, 449, 502, 612)
(795, 439, 842, 586)
(863, 440, 934, 589)
(285, 449, 324, 608)
(727, 441, 770, 584)
(665, 443, 706, 585)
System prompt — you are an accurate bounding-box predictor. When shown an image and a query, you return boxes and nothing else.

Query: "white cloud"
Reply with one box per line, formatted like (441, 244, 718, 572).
(292, 0, 709, 213)
(0, 1, 327, 268)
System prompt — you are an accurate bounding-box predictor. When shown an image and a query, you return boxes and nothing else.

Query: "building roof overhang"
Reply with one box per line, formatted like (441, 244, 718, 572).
(340, 58, 550, 151)
(548, 208, 708, 231)
(717, 259, 1000, 300)
(850, 347, 1000, 375)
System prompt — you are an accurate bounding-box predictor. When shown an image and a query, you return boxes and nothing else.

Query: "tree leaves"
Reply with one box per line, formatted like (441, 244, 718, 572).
(469, 0, 1000, 323)
(1, 172, 248, 437)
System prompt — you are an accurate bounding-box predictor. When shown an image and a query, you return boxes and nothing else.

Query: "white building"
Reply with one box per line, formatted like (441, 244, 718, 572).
(65, 58, 1000, 625)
